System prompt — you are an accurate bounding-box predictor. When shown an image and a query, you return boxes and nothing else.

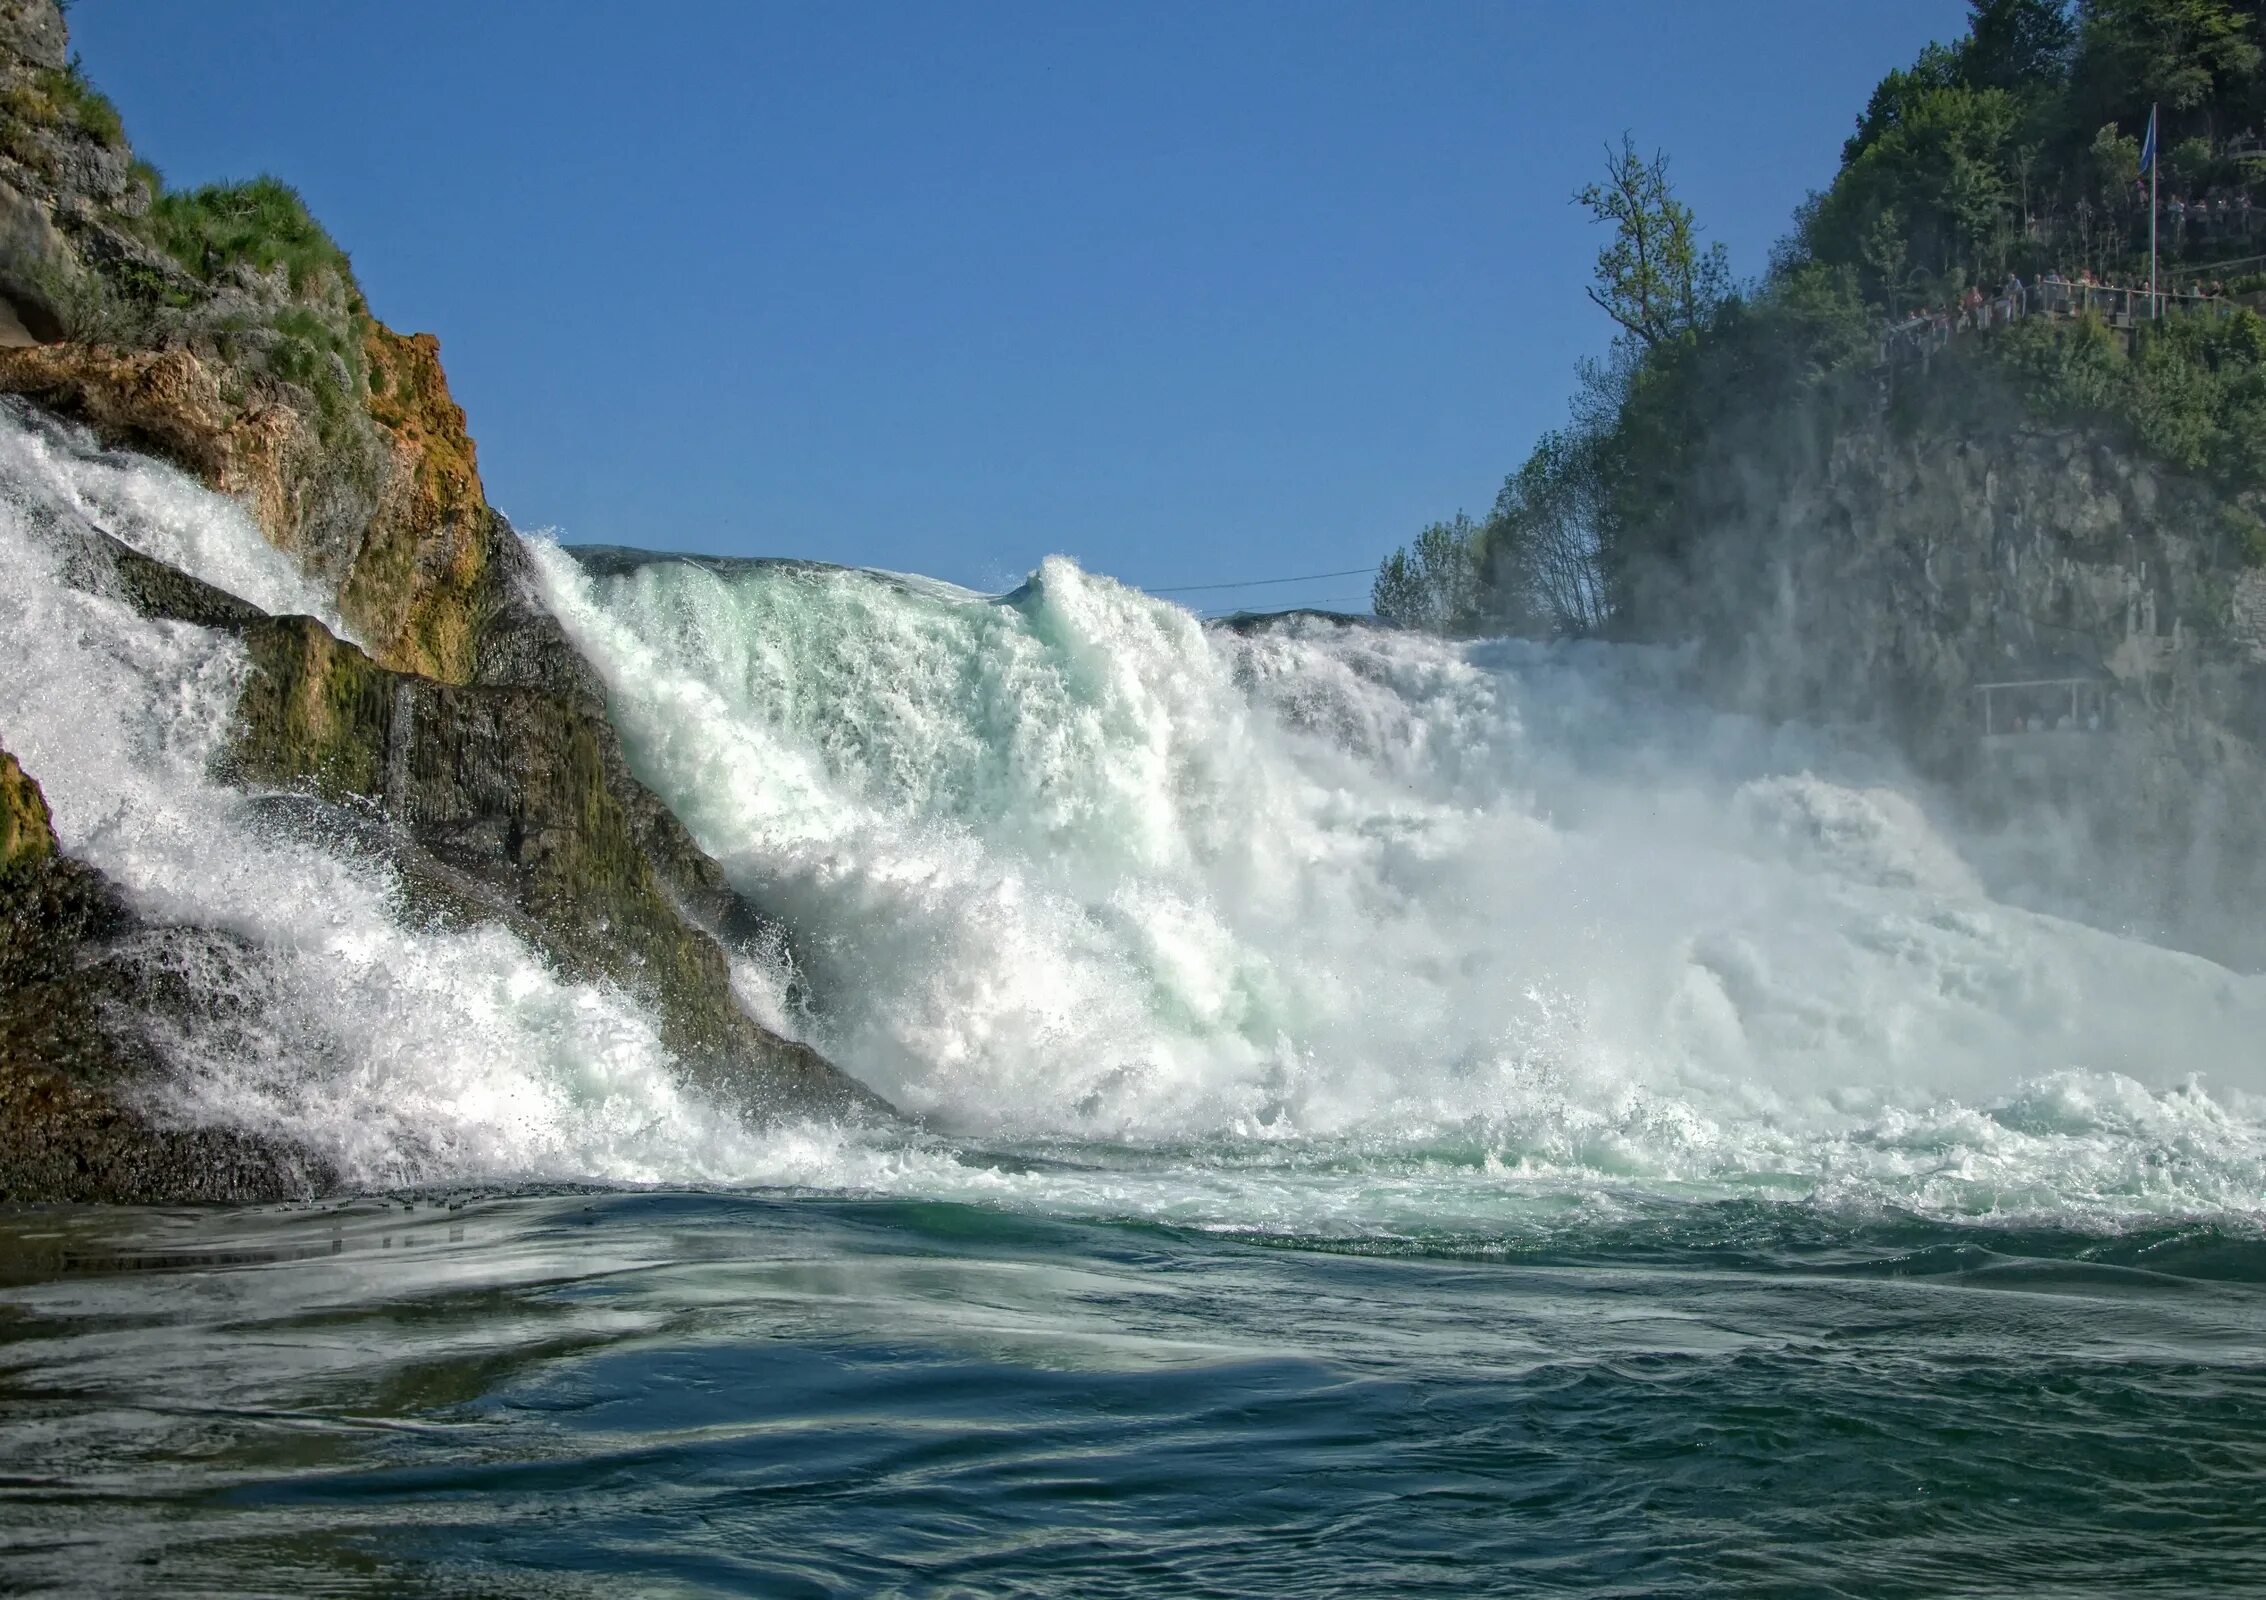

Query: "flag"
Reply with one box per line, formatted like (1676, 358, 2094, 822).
(2140, 103, 2158, 175)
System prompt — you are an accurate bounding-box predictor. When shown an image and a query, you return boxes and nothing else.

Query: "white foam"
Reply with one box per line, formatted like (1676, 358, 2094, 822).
(529, 539, 2266, 1221)
(0, 409, 780, 1187)
(0, 401, 350, 631)
(6, 386, 2263, 1227)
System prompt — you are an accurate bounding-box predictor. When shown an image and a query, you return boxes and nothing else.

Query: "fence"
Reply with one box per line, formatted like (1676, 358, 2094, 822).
(1878, 277, 2237, 367)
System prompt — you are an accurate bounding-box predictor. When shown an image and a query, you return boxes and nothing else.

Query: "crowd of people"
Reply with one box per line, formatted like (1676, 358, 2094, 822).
(1879, 264, 2244, 364)
(2158, 188, 2256, 244)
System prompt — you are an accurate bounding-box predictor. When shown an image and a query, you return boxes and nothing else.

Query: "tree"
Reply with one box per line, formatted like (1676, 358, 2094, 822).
(1574, 136, 1730, 351)
(1960, 0, 2077, 92)
(2074, 0, 2262, 136)
(1846, 44, 1968, 163)
(2089, 120, 2141, 215)
(1484, 432, 1610, 636)
(1371, 515, 1483, 632)
(1861, 204, 1915, 313)
(1817, 84, 2023, 286)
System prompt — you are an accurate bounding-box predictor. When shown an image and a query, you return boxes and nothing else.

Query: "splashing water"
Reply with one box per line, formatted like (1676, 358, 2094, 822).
(8, 409, 2266, 1599)
(527, 539, 2266, 1226)
(0, 405, 790, 1187)
(2, 394, 2264, 1227)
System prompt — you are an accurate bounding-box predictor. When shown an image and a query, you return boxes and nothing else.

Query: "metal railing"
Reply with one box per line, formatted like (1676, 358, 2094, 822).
(1878, 277, 2237, 367)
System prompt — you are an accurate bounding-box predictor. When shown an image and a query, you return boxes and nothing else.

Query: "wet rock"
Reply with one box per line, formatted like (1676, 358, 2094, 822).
(216, 613, 887, 1122)
(0, 745, 332, 1204)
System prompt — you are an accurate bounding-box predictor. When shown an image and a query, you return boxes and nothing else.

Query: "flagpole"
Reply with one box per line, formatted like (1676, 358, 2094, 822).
(2149, 103, 2159, 319)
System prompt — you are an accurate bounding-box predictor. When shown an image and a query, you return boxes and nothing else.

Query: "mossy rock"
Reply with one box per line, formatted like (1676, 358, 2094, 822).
(0, 746, 54, 871)
(222, 614, 888, 1123)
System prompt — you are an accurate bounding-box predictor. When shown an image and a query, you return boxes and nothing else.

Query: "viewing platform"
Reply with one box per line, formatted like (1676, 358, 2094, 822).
(1879, 275, 2244, 367)
(1971, 671, 2117, 753)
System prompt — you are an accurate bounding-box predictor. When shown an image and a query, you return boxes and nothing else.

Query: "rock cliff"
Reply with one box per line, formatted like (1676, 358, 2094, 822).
(0, 0, 886, 1199)
(1634, 365, 2266, 968)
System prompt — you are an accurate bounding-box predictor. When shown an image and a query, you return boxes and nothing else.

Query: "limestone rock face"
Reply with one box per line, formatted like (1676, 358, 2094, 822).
(0, 0, 524, 686)
(0, 342, 300, 509)
(0, 1, 63, 73)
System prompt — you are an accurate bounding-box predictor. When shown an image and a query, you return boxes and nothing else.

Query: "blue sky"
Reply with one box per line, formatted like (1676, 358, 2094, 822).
(75, 1, 1966, 606)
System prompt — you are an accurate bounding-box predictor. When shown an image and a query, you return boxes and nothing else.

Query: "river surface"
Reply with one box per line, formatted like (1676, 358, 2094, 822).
(4, 1191, 2265, 1597)
(3, 403, 2265, 1594)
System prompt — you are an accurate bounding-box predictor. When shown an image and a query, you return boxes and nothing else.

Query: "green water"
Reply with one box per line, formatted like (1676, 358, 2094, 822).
(4, 1186, 2262, 1598)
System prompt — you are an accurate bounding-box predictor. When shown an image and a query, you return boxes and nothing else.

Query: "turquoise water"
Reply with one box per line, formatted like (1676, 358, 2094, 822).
(4, 1187, 2264, 1597)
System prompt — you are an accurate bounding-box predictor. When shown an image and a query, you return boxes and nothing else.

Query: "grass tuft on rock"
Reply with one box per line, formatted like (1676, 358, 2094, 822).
(145, 177, 354, 295)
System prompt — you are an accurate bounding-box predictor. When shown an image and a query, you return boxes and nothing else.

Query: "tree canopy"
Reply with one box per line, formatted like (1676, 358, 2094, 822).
(1373, 0, 2266, 639)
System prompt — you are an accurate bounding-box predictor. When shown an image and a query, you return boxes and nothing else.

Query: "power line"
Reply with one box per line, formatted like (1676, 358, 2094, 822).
(1148, 564, 1377, 595)
(1199, 593, 1374, 616)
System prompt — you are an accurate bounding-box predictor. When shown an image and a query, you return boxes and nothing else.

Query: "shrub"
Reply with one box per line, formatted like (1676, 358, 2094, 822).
(1373, 515, 1484, 631)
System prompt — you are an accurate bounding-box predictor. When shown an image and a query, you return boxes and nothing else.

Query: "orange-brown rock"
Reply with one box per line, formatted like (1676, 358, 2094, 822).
(352, 323, 494, 684)
(0, 743, 54, 869)
(0, 335, 498, 684)
(0, 342, 295, 519)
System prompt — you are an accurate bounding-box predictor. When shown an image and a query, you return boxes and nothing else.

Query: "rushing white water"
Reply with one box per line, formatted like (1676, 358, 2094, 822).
(0, 405, 787, 1187)
(527, 539, 2266, 1221)
(3, 396, 2264, 1223)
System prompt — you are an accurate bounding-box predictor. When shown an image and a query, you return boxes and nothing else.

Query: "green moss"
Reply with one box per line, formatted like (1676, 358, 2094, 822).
(227, 617, 395, 799)
(264, 303, 370, 448)
(0, 749, 57, 873)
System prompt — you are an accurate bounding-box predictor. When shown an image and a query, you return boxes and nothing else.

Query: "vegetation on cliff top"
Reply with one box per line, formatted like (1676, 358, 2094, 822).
(143, 176, 354, 295)
(0, 3, 504, 686)
(1376, 0, 2266, 635)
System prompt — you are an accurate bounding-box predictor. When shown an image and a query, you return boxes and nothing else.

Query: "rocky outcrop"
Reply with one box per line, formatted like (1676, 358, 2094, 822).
(0, 0, 892, 1200)
(35, 509, 887, 1124)
(1634, 372, 2266, 968)
(0, 341, 300, 517)
(0, 743, 48, 866)
(0, 744, 333, 1203)
(221, 612, 880, 1121)
(0, 1, 524, 686)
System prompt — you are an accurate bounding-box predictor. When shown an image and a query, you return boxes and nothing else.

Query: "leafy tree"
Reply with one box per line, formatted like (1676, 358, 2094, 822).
(1817, 83, 2024, 288)
(1574, 136, 1730, 351)
(1846, 43, 1968, 164)
(1482, 432, 1612, 636)
(1372, 516, 1483, 632)
(1959, 0, 2078, 92)
(2075, 0, 2261, 127)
